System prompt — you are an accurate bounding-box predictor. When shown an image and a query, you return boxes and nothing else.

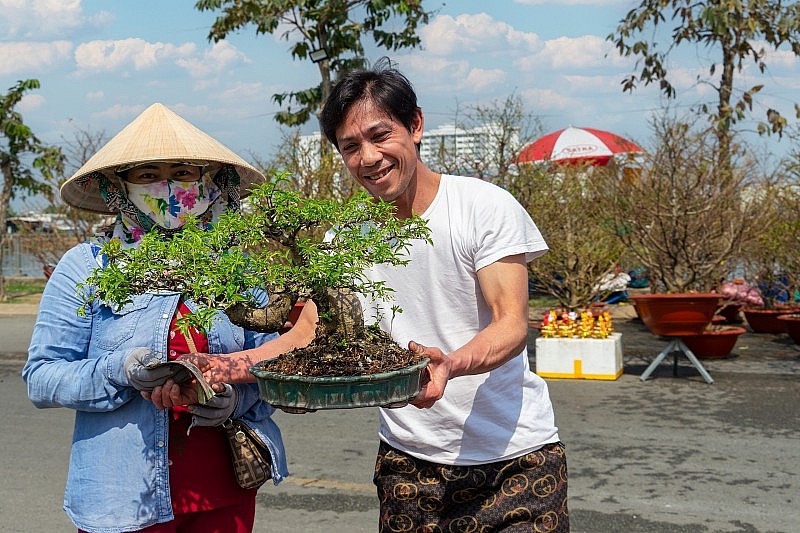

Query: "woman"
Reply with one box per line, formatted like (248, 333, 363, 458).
(23, 103, 313, 533)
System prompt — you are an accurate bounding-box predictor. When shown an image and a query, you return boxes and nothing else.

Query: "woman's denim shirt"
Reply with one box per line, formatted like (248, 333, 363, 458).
(23, 242, 289, 533)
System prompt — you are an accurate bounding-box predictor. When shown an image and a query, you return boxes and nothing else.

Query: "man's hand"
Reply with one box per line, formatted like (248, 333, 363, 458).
(408, 341, 452, 409)
(141, 379, 200, 409)
(123, 348, 180, 391)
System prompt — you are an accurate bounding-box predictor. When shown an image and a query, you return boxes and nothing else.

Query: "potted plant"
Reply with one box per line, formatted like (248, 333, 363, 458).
(716, 279, 763, 324)
(591, 114, 773, 337)
(512, 162, 628, 312)
(776, 314, 800, 344)
(680, 325, 747, 359)
(738, 183, 800, 333)
(80, 174, 432, 411)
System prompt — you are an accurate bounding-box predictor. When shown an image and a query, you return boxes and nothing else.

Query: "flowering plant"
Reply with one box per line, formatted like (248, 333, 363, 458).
(538, 309, 614, 339)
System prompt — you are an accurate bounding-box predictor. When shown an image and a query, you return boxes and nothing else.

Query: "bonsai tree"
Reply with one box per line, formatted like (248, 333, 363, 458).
(591, 112, 775, 294)
(80, 174, 431, 376)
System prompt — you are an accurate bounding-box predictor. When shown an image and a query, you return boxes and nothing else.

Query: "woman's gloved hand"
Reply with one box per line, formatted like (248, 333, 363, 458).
(123, 348, 181, 391)
(187, 383, 239, 431)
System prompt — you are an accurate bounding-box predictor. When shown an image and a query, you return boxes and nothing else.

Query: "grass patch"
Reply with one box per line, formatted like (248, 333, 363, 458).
(2, 277, 46, 304)
(528, 295, 559, 309)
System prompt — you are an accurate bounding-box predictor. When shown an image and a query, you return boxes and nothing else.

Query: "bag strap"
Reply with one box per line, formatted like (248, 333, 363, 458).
(175, 309, 199, 354)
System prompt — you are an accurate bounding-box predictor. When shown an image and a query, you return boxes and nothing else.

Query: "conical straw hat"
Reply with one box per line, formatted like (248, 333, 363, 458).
(61, 103, 264, 213)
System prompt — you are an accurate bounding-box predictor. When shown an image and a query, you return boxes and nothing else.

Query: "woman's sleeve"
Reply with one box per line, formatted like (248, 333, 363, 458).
(22, 244, 139, 411)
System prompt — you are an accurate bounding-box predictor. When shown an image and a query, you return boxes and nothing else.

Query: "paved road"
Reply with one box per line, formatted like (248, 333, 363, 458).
(1, 309, 798, 532)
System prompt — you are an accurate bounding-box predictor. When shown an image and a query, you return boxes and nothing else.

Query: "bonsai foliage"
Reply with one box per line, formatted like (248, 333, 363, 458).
(515, 162, 626, 311)
(592, 113, 776, 294)
(80, 173, 431, 341)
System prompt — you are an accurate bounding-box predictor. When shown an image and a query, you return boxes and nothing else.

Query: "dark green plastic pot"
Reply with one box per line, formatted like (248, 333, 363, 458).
(250, 358, 429, 413)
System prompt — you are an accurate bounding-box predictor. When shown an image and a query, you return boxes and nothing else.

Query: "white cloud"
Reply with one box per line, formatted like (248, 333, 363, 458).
(0, 0, 112, 39)
(91, 103, 147, 121)
(562, 73, 627, 94)
(421, 13, 539, 56)
(18, 93, 46, 112)
(86, 91, 104, 101)
(74, 38, 197, 74)
(218, 81, 269, 103)
(757, 42, 800, 70)
(521, 87, 585, 113)
(464, 69, 507, 93)
(175, 41, 251, 78)
(0, 41, 73, 75)
(515, 35, 625, 71)
(401, 56, 474, 92)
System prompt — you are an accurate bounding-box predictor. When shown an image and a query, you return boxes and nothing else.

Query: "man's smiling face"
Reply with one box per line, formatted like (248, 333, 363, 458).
(334, 98, 423, 206)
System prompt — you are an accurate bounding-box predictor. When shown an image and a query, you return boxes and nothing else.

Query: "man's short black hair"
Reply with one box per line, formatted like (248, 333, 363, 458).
(319, 58, 420, 149)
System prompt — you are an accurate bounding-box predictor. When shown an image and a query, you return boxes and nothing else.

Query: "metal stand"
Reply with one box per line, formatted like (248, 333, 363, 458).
(640, 338, 714, 384)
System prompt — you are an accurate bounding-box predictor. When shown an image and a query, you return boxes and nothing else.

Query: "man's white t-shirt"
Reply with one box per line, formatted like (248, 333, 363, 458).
(363, 174, 560, 465)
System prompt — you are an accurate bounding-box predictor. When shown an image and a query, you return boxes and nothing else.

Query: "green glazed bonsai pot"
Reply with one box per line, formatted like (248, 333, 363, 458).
(250, 358, 430, 413)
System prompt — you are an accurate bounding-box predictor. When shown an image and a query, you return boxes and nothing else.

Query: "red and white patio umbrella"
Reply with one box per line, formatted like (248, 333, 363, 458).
(518, 126, 644, 166)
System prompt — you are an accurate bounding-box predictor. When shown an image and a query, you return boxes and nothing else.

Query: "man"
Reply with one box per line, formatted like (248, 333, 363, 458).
(319, 60, 569, 532)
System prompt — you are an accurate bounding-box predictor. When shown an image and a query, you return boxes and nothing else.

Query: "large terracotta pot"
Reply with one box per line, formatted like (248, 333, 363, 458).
(742, 306, 800, 334)
(680, 326, 746, 359)
(630, 293, 720, 336)
(777, 314, 800, 344)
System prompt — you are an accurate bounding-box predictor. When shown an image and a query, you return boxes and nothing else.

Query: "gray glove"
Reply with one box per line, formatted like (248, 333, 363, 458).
(123, 348, 182, 391)
(187, 383, 239, 431)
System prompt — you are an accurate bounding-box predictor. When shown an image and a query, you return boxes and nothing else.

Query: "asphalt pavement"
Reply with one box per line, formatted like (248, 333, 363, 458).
(1, 303, 798, 533)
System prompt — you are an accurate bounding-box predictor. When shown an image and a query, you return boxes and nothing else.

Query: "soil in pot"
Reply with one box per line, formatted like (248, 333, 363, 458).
(680, 326, 746, 359)
(777, 314, 800, 345)
(743, 306, 800, 334)
(265, 328, 422, 377)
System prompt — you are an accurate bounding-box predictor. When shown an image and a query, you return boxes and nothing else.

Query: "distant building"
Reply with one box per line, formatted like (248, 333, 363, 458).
(419, 123, 520, 176)
(6, 213, 76, 233)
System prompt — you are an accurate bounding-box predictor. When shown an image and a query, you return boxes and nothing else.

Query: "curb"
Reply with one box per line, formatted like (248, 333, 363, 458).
(0, 304, 40, 317)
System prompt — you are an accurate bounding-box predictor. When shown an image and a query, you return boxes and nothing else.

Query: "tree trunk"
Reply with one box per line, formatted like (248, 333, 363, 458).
(717, 40, 735, 178)
(0, 162, 13, 301)
(225, 292, 297, 333)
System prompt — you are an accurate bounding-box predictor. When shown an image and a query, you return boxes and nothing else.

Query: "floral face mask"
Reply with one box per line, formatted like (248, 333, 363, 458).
(124, 178, 216, 230)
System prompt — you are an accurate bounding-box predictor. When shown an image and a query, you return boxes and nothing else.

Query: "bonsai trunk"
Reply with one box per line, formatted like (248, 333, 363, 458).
(225, 287, 366, 341)
(226, 291, 297, 333)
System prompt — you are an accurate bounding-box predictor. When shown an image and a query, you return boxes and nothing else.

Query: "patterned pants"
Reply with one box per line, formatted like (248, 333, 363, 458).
(374, 441, 569, 532)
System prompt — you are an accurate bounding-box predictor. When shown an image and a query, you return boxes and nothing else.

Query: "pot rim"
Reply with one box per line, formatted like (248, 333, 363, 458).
(249, 357, 429, 384)
(630, 293, 721, 300)
(682, 326, 747, 337)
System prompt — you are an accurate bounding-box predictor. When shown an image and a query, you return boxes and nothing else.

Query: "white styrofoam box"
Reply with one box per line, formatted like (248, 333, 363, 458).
(534, 333, 623, 380)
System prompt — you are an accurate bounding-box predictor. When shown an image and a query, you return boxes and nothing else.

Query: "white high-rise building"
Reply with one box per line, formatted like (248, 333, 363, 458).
(419, 123, 519, 174)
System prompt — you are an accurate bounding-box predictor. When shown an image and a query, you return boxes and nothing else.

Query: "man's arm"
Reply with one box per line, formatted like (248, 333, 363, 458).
(142, 300, 318, 409)
(410, 254, 530, 408)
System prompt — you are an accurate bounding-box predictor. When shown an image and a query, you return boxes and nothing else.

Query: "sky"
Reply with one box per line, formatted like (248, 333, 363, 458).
(2, 0, 799, 191)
